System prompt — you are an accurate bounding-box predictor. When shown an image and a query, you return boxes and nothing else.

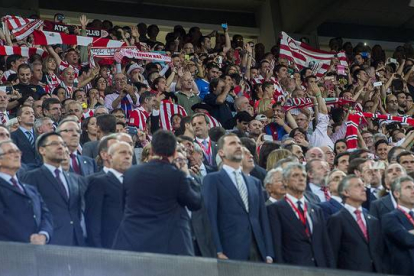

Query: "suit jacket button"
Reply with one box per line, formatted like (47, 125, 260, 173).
(311, 258, 315, 262)
(33, 215, 36, 219)
(70, 221, 74, 224)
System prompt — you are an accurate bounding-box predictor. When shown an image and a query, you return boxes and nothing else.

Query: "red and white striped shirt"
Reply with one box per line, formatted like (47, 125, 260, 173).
(129, 106, 150, 130)
(159, 100, 187, 131)
(205, 113, 221, 128)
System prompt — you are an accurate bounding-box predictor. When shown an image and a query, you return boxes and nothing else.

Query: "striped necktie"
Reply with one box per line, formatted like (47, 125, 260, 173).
(234, 171, 249, 212)
(25, 131, 34, 148)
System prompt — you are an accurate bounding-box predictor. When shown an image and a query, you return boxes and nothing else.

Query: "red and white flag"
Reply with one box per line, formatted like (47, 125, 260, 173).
(0, 46, 46, 58)
(33, 30, 126, 47)
(205, 113, 221, 128)
(129, 106, 150, 130)
(159, 100, 187, 131)
(279, 32, 348, 78)
(114, 47, 172, 63)
(2, 15, 43, 40)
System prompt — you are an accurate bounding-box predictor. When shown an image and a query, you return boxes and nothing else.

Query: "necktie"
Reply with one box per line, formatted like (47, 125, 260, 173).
(10, 177, 23, 193)
(202, 139, 208, 148)
(354, 209, 368, 241)
(234, 171, 249, 212)
(54, 169, 68, 199)
(0, 113, 6, 124)
(297, 201, 311, 236)
(321, 186, 331, 201)
(25, 131, 34, 148)
(70, 153, 81, 175)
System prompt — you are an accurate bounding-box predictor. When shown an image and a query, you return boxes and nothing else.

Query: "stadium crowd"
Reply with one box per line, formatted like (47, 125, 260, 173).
(1, 11, 414, 275)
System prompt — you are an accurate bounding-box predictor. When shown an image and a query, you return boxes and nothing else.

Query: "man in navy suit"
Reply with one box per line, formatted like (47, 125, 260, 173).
(85, 141, 133, 248)
(348, 158, 376, 210)
(0, 140, 53, 244)
(370, 163, 406, 221)
(57, 119, 97, 176)
(319, 170, 346, 219)
(11, 106, 41, 168)
(267, 163, 335, 267)
(327, 175, 383, 273)
(203, 133, 273, 262)
(382, 175, 414, 275)
(113, 130, 201, 255)
(22, 132, 84, 246)
(192, 113, 218, 168)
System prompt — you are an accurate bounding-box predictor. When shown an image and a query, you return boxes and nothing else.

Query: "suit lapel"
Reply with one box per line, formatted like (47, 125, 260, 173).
(17, 128, 35, 153)
(342, 208, 368, 243)
(107, 171, 122, 189)
(307, 202, 318, 234)
(280, 198, 309, 239)
(0, 177, 27, 197)
(383, 194, 394, 212)
(42, 166, 68, 202)
(219, 169, 247, 212)
(364, 211, 375, 246)
(396, 209, 414, 230)
(330, 198, 343, 211)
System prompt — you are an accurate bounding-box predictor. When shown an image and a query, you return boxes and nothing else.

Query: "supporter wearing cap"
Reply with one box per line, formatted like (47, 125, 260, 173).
(127, 63, 145, 83)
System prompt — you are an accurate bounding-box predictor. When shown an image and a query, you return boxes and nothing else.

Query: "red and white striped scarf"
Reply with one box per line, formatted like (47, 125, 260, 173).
(283, 97, 357, 111)
(33, 30, 126, 47)
(2, 15, 43, 40)
(346, 112, 414, 151)
(159, 100, 187, 131)
(0, 45, 46, 58)
(129, 106, 150, 130)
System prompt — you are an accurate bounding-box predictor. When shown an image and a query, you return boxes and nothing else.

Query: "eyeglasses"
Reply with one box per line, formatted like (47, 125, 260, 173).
(59, 129, 81, 134)
(43, 141, 67, 147)
(0, 149, 21, 156)
(174, 158, 188, 164)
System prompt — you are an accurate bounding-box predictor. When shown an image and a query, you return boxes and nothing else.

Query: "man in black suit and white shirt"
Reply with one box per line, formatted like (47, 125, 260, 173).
(85, 141, 133, 248)
(192, 113, 217, 168)
(267, 163, 335, 268)
(327, 175, 383, 273)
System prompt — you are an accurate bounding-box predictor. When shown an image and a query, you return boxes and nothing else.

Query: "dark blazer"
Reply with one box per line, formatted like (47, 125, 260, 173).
(304, 189, 321, 205)
(0, 177, 53, 242)
(382, 209, 414, 275)
(82, 140, 99, 159)
(190, 176, 216, 257)
(370, 194, 394, 221)
(70, 154, 97, 177)
(113, 160, 201, 255)
(202, 169, 274, 261)
(22, 165, 85, 246)
(250, 164, 267, 184)
(327, 208, 383, 273)
(11, 128, 41, 167)
(362, 189, 377, 211)
(85, 171, 123, 248)
(267, 198, 335, 268)
(319, 198, 343, 220)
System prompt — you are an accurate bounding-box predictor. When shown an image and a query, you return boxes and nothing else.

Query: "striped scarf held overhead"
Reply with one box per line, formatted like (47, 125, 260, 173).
(283, 97, 357, 111)
(345, 112, 414, 151)
(2, 15, 43, 40)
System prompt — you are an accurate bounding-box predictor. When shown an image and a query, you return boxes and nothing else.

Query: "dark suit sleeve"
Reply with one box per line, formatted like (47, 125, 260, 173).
(84, 179, 105, 247)
(256, 179, 274, 258)
(82, 142, 94, 158)
(382, 213, 414, 248)
(177, 174, 201, 211)
(202, 175, 222, 254)
(35, 187, 54, 240)
(326, 214, 342, 266)
(267, 204, 283, 263)
(369, 200, 380, 219)
(319, 208, 336, 268)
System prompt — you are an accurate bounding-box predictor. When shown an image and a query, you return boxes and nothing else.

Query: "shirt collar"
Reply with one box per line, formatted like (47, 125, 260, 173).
(196, 136, 210, 143)
(222, 164, 242, 175)
(103, 166, 110, 173)
(344, 203, 363, 215)
(44, 163, 63, 175)
(107, 168, 124, 183)
(19, 126, 33, 134)
(285, 192, 305, 205)
(0, 172, 17, 185)
(398, 204, 413, 214)
(331, 195, 343, 204)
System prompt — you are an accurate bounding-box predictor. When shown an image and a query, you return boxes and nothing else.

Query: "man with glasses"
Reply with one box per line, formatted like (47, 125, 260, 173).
(0, 140, 53, 244)
(57, 119, 97, 176)
(104, 73, 138, 116)
(22, 132, 85, 246)
(11, 106, 41, 168)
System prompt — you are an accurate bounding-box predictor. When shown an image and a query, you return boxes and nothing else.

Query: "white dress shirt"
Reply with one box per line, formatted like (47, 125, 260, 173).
(309, 183, 328, 203)
(331, 195, 343, 205)
(222, 164, 244, 189)
(344, 203, 366, 226)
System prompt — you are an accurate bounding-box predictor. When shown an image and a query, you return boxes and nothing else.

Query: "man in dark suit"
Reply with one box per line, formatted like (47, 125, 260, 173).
(22, 132, 84, 246)
(85, 141, 133, 248)
(327, 175, 383, 273)
(57, 119, 97, 176)
(203, 133, 274, 262)
(192, 113, 217, 167)
(305, 159, 330, 204)
(370, 163, 406, 221)
(348, 158, 376, 210)
(113, 130, 201, 255)
(11, 106, 41, 168)
(0, 140, 53, 244)
(267, 163, 335, 268)
(82, 114, 116, 159)
(382, 175, 414, 275)
(319, 170, 346, 219)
